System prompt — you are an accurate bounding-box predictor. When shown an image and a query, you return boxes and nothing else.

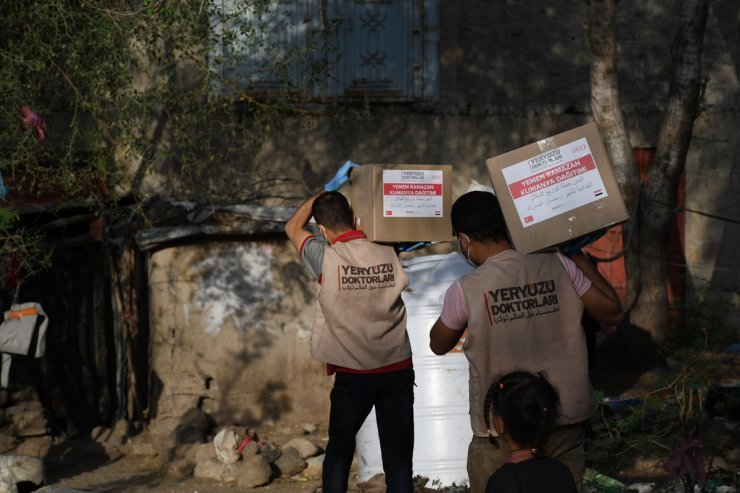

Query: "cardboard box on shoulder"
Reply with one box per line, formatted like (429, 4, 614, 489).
(347, 164, 453, 243)
(486, 122, 629, 254)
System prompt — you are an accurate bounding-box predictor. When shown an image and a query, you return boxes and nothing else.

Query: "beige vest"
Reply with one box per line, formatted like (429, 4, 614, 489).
(459, 249, 596, 437)
(312, 237, 411, 370)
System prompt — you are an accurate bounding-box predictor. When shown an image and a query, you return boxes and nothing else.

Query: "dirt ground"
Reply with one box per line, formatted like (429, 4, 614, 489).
(42, 419, 324, 493)
(39, 341, 738, 493)
(43, 450, 453, 493)
(41, 419, 372, 493)
(37, 376, 649, 493)
(47, 454, 325, 493)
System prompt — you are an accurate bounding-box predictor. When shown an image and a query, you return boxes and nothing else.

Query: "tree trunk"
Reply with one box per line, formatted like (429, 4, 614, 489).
(586, 0, 643, 311)
(630, 0, 711, 343)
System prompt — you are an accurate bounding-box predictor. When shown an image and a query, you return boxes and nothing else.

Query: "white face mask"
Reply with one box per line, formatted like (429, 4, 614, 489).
(457, 233, 477, 267)
(319, 226, 329, 243)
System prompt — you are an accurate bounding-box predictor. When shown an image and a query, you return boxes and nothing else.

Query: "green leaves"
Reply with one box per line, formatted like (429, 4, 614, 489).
(1, 1, 324, 206)
(0, 208, 18, 231)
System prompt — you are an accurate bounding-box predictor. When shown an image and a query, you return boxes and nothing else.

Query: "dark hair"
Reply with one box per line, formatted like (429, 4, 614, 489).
(450, 191, 508, 243)
(312, 192, 354, 231)
(483, 371, 560, 454)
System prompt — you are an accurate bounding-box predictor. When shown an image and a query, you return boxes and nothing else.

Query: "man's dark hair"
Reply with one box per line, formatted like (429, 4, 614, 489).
(312, 192, 355, 231)
(451, 191, 509, 243)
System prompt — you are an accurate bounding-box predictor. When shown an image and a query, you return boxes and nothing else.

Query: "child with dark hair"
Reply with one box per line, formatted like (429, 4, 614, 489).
(483, 371, 577, 493)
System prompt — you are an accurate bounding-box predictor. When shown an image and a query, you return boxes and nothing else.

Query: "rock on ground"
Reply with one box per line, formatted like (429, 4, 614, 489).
(0, 454, 44, 492)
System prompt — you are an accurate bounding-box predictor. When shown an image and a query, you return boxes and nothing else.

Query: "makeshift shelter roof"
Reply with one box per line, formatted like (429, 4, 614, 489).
(131, 197, 294, 252)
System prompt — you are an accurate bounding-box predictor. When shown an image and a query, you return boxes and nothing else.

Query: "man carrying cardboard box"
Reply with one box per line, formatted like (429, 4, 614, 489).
(285, 163, 415, 493)
(428, 191, 623, 493)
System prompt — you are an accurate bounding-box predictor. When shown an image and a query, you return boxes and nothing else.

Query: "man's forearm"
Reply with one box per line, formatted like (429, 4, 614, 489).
(572, 253, 621, 307)
(285, 192, 322, 252)
(289, 193, 321, 228)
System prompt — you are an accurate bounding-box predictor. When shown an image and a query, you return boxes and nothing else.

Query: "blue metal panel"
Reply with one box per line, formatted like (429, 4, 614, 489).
(208, 0, 230, 94)
(422, 0, 439, 100)
(209, 0, 438, 102)
(334, 0, 419, 101)
(210, 0, 314, 94)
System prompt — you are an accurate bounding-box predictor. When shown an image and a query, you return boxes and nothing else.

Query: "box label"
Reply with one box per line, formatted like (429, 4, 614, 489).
(501, 137, 608, 227)
(382, 169, 444, 218)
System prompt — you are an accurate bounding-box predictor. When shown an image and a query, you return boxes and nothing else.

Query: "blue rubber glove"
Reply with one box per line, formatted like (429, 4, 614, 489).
(559, 229, 607, 258)
(324, 160, 360, 192)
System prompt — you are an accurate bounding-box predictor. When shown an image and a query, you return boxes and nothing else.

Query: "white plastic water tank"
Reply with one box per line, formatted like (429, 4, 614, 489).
(356, 252, 474, 487)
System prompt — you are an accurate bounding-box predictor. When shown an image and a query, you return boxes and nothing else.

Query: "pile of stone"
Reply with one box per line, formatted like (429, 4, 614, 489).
(124, 409, 326, 489)
(0, 390, 329, 492)
(180, 428, 324, 488)
(0, 386, 54, 492)
(0, 387, 52, 457)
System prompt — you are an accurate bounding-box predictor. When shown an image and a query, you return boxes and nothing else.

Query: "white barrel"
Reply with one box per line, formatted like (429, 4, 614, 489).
(356, 252, 474, 487)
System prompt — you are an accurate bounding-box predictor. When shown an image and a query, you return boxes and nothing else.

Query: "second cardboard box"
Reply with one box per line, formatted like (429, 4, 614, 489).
(486, 122, 629, 253)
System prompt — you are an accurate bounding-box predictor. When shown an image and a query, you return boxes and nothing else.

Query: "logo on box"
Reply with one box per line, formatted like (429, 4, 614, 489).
(524, 215, 534, 224)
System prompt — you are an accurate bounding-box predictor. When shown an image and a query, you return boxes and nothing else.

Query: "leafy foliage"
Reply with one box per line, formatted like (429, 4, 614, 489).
(0, 0, 326, 207)
(0, 1, 336, 282)
(0, 207, 51, 294)
(675, 282, 740, 351)
(588, 350, 737, 489)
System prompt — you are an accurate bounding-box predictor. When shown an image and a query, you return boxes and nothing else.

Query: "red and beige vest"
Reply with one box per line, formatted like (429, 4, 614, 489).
(459, 249, 596, 437)
(312, 234, 411, 370)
